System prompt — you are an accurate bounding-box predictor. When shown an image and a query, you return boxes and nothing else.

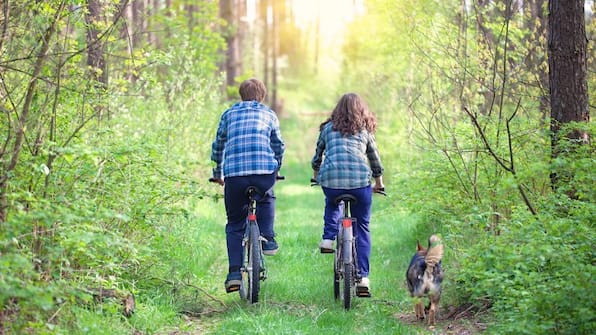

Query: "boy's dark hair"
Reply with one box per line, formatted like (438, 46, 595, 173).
(239, 78, 267, 102)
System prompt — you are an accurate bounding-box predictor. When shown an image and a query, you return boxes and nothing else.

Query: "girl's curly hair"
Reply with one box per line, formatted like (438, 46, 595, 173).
(319, 93, 377, 135)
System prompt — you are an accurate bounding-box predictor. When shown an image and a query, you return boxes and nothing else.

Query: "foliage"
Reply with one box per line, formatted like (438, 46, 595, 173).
(341, 0, 594, 334)
(0, 0, 225, 333)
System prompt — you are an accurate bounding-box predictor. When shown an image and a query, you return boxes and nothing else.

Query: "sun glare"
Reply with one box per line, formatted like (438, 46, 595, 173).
(292, 0, 365, 43)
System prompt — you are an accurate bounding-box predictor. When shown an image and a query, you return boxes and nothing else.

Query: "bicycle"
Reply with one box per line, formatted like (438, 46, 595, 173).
(311, 178, 386, 310)
(210, 175, 284, 303)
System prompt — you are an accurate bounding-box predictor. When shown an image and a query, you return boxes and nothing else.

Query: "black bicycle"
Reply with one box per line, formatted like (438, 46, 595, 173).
(311, 178, 385, 309)
(210, 175, 284, 303)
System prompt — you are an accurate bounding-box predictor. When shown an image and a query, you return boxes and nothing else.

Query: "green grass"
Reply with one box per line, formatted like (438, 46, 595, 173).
(153, 113, 438, 334)
(52, 98, 443, 335)
(179, 164, 432, 334)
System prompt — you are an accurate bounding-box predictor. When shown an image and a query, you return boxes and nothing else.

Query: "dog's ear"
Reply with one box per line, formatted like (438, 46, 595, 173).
(416, 240, 426, 253)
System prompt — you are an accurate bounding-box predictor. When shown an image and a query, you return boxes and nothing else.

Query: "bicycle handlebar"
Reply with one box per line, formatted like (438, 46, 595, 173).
(209, 175, 286, 184)
(310, 178, 387, 196)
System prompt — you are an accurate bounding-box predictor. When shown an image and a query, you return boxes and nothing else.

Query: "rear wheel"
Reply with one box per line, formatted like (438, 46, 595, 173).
(343, 263, 352, 310)
(333, 251, 340, 300)
(248, 222, 261, 303)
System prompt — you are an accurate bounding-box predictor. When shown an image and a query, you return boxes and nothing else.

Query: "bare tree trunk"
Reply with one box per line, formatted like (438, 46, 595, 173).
(132, 0, 145, 49)
(548, 0, 590, 192)
(86, 0, 108, 120)
(220, 0, 241, 92)
(261, 0, 270, 100)
(524, 0, 549, 123)
(271, 0, 278, 112)
(0, 0, 9, 54)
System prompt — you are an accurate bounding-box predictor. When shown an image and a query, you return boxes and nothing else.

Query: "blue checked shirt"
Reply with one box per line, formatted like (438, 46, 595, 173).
(211, 101, 285, 178)
(311, 122, 384, 189)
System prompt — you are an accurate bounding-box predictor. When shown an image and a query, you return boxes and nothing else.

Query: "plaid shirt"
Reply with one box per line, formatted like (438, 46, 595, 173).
(211, 101, 285, 178)
(311, 122, 384, 189)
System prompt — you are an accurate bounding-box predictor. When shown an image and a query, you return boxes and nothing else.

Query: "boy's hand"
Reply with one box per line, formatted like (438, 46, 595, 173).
(209, 177, 224, 186)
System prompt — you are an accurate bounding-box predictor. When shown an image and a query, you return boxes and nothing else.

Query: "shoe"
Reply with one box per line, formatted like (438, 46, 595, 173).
(319, 239, 334, 253)
(262, 237, 278, 256)
(225, 272, 242, 293)
(356, 277, 371, 297)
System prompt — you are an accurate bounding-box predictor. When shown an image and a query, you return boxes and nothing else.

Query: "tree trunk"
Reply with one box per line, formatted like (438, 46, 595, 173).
(271, 0, 278, 112)
(548, 0, 590, 191)
(220, 0, 241, 93)
(261, 0, 270, 100)
(86, 0, 108, 120)
(524, 0, 549, 123)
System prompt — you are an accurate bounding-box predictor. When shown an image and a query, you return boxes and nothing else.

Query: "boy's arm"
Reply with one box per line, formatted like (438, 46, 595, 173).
(270, 117, 285, 167)
(211, 116, 227, 179)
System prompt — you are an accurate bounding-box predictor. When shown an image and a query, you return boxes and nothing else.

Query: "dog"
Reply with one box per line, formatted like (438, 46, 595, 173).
(406, 234, 444, 326)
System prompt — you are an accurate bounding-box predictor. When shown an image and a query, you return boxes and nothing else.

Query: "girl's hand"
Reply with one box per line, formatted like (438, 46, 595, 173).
(373, 183, 385, 193)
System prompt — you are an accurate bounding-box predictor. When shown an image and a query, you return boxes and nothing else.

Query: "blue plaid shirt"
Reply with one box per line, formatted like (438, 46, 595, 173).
(311, 122, 384, 189)
(211, 101, 285, 178)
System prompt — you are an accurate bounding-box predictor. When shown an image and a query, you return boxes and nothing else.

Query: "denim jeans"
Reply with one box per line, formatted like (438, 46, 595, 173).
(322, 185, 372, 277)
(223, 173, 276, 272)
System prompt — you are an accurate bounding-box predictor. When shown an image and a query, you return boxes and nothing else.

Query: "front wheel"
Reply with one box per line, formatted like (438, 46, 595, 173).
(248, 223, 261, 303)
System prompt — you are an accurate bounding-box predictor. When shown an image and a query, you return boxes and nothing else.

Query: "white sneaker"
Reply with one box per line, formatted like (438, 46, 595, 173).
(319, 239, 334, 253)
(360, 277, 370, 286)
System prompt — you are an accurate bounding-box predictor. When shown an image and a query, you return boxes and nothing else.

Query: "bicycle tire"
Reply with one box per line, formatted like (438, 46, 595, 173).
(248, 222, 261, 303)
(334, 244, 340, 300)
(343, 262, 352, 309)
(239, 244, 249, 300)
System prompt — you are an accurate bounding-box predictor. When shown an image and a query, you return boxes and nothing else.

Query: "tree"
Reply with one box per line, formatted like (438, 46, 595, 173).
(0, 1, 67, 222)
(548, 0, 590, 191)
(86, 0, 108, 119)
(220, 0, 243, 93)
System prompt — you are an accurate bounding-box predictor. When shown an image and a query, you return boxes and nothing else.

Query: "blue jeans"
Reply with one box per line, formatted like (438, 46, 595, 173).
(224, 173, 276, 272)
(322, 186, 372, 277)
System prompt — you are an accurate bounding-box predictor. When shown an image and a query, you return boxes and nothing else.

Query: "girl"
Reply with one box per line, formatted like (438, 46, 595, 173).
(311, 93, 385, 295)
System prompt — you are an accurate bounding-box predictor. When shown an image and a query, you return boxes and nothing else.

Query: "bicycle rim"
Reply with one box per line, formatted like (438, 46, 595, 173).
(248, 223, 261, 303)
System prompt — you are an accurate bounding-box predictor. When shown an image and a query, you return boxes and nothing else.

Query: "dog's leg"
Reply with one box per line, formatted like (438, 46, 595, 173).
(414, 299, 425, 320)
(428, 292, 440, 326)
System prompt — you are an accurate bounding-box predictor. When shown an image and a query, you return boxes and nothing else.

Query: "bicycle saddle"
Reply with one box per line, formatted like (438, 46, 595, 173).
(245, 186, 264, 197)
(334, 194, 358, 205)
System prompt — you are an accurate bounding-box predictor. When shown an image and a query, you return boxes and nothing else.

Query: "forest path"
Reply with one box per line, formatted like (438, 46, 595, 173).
(174, 104, 485, 334)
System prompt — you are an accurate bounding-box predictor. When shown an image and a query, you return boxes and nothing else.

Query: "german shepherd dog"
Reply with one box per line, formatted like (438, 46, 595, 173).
(406, 235, 444, 326)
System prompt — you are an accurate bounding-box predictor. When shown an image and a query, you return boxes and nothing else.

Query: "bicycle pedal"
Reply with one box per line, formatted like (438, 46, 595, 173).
(225, 285, 241, 293)
(320, 248, 334, 254)
(356, 291, 371, 298)
(356, 289, 371, 298)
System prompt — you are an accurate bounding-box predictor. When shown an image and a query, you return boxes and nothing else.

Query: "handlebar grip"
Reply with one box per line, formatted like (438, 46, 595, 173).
(375, 187, 387, 196)
(208, 177, 219, 183)
(276, 175, 286, 180)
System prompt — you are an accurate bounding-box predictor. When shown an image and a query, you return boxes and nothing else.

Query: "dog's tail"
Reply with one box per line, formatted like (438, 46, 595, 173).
(424, 235, 443, 275)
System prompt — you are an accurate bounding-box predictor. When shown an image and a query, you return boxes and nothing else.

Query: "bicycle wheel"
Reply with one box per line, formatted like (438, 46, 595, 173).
(239, 246, 249, 300)
(248, 222, 261, 303)
(334, 242, 341, 300)
(343, 262, 353, 309)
